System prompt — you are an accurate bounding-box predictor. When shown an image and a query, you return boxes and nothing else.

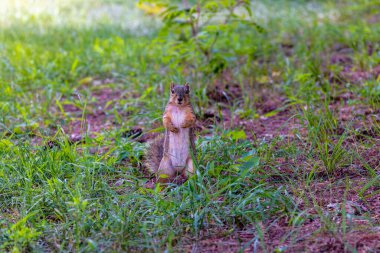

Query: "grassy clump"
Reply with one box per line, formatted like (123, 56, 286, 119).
(0, 134, 292, 251)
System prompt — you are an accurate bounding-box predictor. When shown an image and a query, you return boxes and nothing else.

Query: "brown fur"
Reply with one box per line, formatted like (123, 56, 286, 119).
(145, 135, 164, 174)
(146, 82, 196, 184)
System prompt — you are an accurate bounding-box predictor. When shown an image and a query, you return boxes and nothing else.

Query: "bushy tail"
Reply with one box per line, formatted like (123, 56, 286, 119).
(144, 135, 164, 173)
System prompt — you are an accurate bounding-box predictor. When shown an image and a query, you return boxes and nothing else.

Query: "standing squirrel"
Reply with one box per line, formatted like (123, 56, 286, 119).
(145, 82, 197, 183)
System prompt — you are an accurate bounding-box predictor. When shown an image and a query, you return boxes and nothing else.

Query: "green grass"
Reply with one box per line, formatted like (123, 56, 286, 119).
(0, 134, 292, 251)
(0, 0, 379, 252)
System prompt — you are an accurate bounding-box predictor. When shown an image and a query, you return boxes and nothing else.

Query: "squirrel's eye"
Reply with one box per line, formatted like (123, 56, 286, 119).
(185, 90, 189, 94)
(171, 90, 175, 94)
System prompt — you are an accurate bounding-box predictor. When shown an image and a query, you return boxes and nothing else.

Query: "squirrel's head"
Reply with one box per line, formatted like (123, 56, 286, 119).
(169, 82, 190, 106)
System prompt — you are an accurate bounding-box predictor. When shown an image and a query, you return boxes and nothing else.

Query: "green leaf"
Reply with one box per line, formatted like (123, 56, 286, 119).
(239, 156, 260, 178)
(227, 130, 247, 141)
(70, 58, 79, 75)
(263, 110, 280, 118)
(0, 139, 14, 149)
(159, 174, 169, 179)
(204, 2, 219, 13)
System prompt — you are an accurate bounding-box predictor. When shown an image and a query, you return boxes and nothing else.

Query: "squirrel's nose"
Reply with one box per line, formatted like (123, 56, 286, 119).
(178, 97, 183, 102)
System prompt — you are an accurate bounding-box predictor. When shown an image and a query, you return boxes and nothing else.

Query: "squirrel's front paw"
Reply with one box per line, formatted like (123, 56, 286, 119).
(169, 126, 179, 133)
(180, 123, 190, 128)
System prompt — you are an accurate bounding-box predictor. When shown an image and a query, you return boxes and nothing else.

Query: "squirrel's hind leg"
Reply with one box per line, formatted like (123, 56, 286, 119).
(183, 157, 194, 178)
(157, 155, 174, 183)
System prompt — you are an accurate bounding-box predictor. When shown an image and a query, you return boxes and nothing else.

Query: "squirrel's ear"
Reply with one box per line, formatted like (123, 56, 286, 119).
(170, 82, 174, 91)
(184, 82, 190, 93)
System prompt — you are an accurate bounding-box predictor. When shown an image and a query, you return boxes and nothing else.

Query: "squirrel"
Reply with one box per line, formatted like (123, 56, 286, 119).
(145, 82, 197, 184)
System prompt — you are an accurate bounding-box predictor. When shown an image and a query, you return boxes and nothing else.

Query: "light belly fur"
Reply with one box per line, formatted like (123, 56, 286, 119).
(168, 108, 190, 168)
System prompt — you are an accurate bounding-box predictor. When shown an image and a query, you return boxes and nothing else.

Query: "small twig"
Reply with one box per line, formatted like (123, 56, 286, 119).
(207, 31, 220, 59)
